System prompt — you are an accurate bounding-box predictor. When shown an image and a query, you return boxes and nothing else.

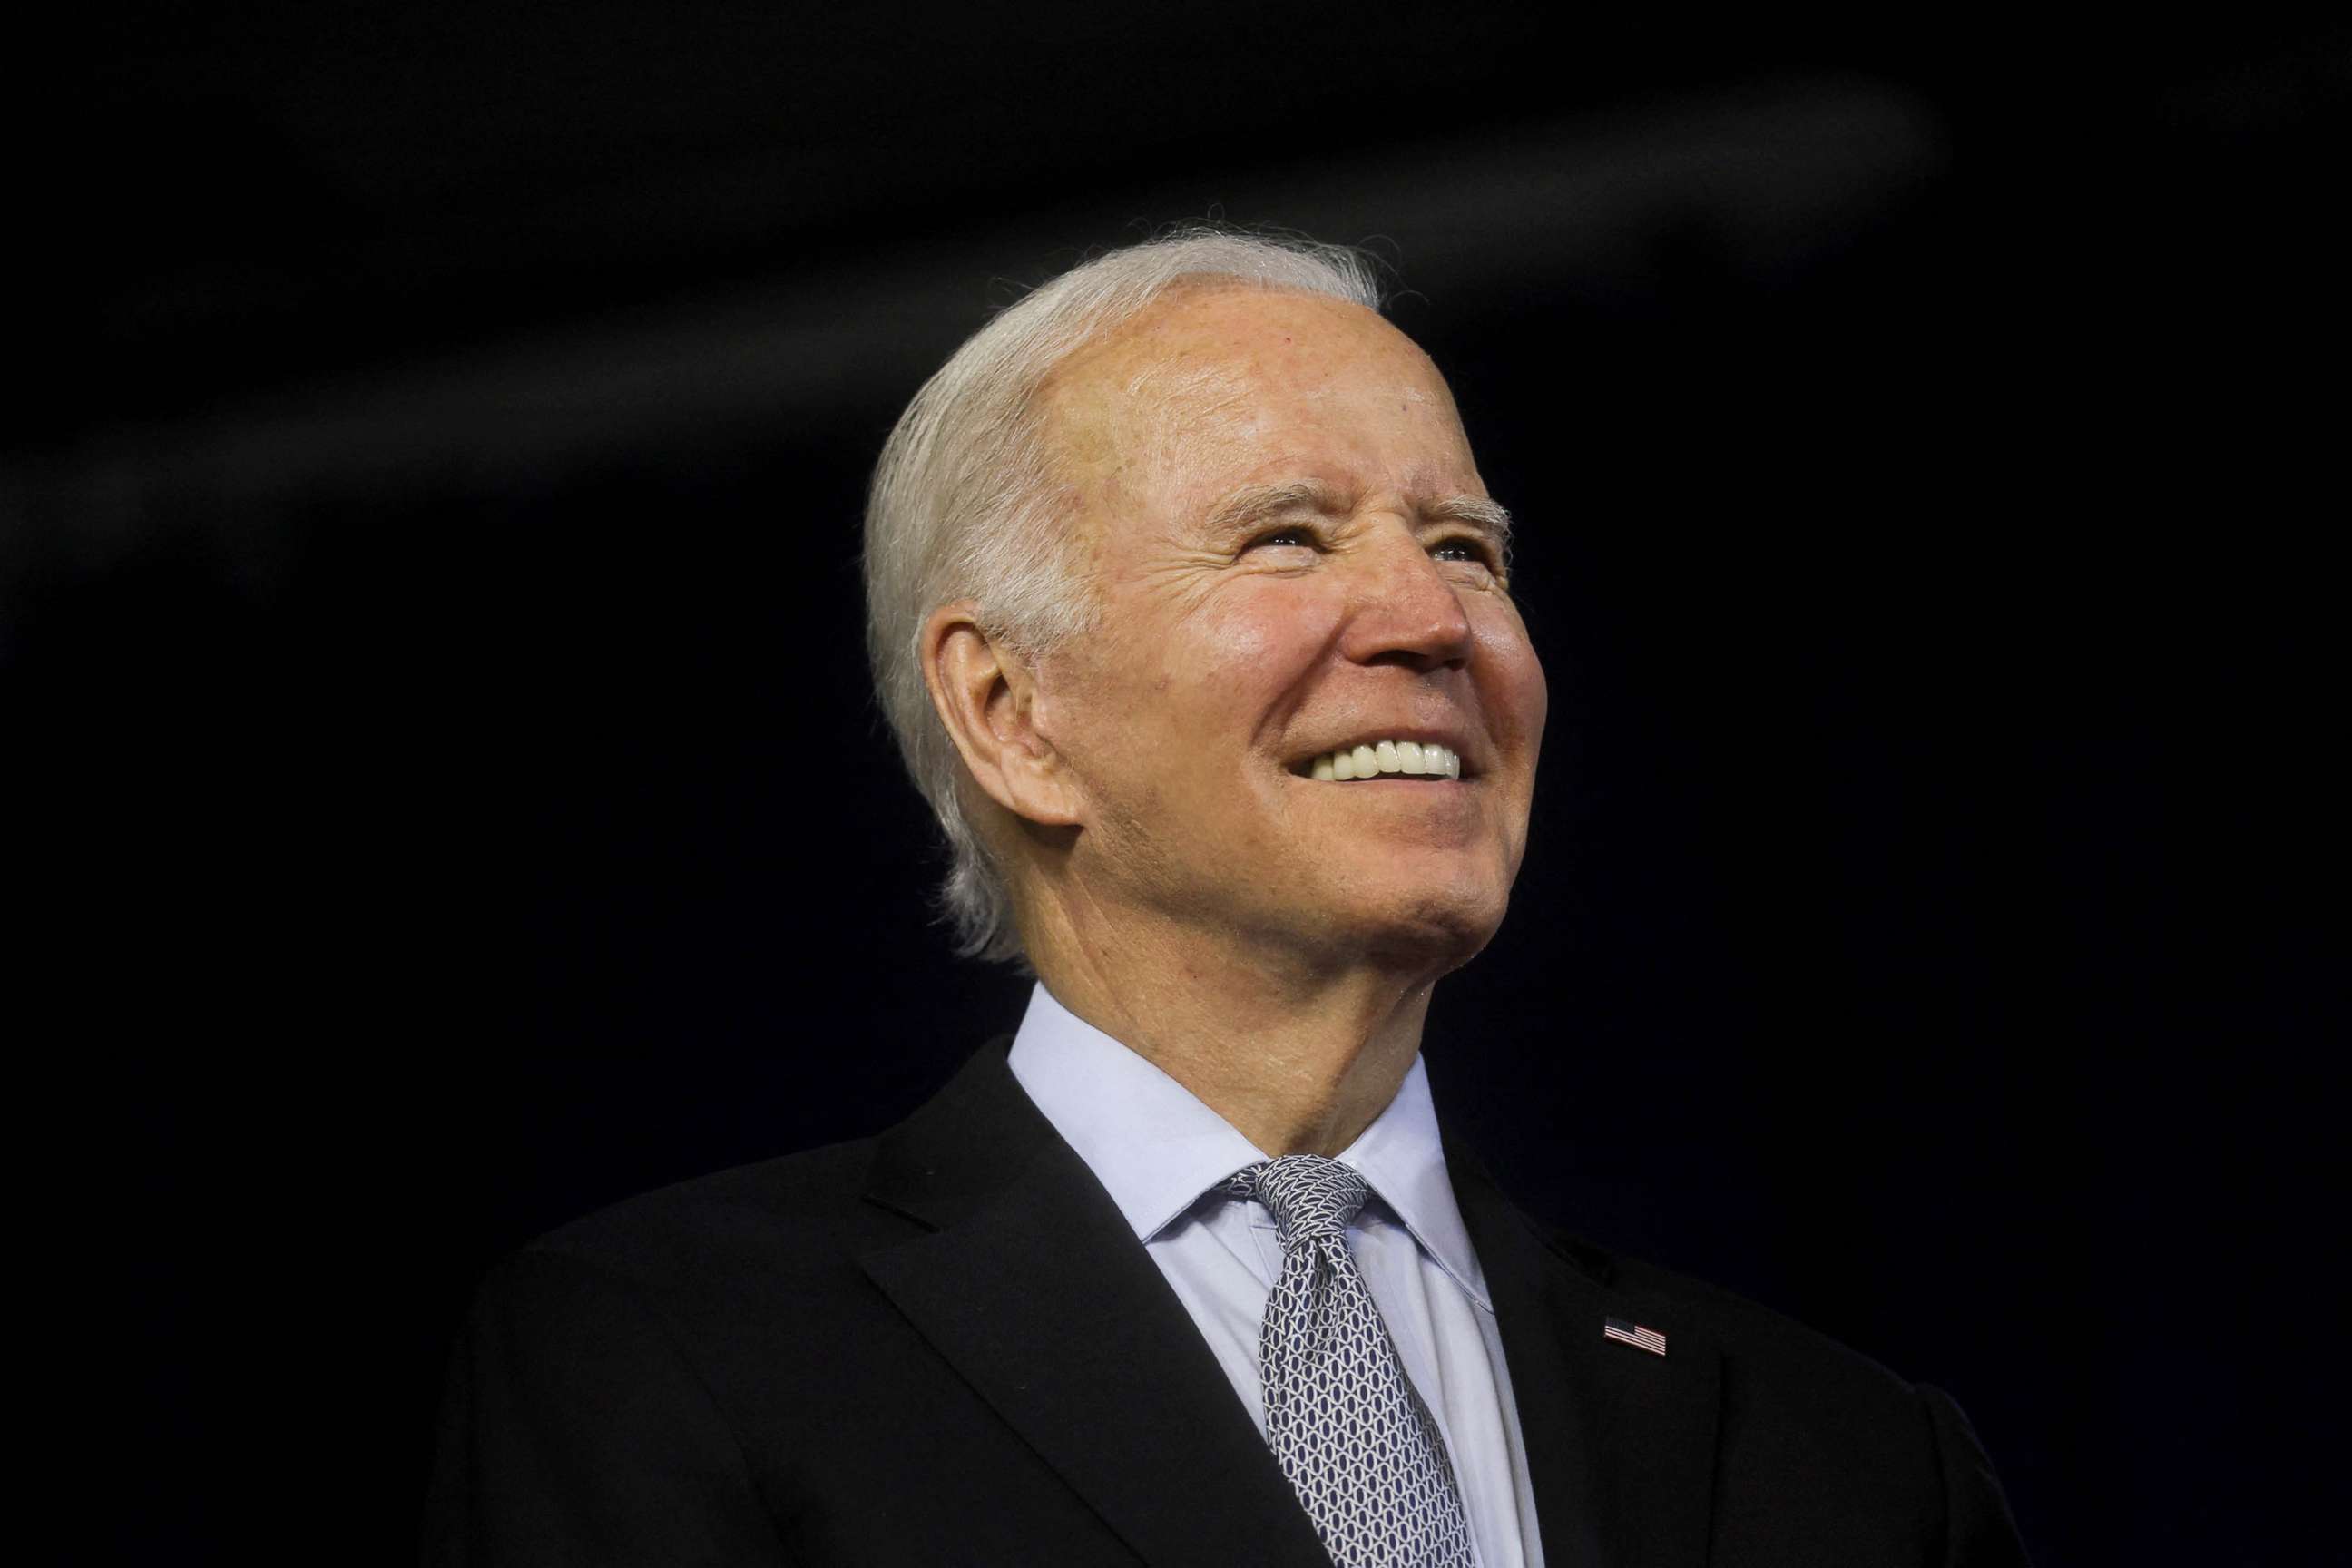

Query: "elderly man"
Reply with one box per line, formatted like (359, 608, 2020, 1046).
(425, 230, 2030, 1566)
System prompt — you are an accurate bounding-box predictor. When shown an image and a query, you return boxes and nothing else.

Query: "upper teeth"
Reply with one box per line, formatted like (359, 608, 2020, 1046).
(1308, 740, 1462, 781)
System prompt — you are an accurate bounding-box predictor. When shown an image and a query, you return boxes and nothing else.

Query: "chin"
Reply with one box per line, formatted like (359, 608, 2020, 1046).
(1333, 878, 1511, 977)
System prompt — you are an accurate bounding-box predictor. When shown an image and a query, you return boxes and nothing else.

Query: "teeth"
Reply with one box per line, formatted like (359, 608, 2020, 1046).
(1302, 740, 1464, 781)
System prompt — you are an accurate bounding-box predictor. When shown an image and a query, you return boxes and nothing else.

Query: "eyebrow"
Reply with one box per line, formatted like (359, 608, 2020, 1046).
(1203, 481, 1341, 537)
(1426, 494, 1515, 550)
(1204, 481, 1515, 548)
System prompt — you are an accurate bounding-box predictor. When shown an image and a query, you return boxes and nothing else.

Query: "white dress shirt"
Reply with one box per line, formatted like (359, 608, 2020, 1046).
(1007, 983, 1546, 1568)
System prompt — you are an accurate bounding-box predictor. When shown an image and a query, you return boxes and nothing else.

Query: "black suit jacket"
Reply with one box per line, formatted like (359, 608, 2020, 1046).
(423, 1042, 2030, 1566)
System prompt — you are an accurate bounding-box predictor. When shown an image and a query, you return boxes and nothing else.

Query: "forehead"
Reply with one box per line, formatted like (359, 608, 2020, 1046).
(1035, 285, 1475, 511)
(1047, 284, 1446, 416)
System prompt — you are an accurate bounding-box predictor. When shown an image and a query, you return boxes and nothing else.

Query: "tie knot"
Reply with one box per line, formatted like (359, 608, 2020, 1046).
(1226, 1154, 1369, 1248)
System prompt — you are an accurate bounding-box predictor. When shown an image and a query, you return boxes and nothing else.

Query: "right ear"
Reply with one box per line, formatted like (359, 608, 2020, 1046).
(919, 600, 1086, 828)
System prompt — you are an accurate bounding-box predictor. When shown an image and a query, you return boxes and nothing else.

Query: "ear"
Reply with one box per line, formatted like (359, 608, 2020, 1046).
(919, 600, 1086, 828)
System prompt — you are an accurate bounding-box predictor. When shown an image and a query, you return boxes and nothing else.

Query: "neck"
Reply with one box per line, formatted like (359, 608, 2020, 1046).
(1024, 895, 1442, 1158)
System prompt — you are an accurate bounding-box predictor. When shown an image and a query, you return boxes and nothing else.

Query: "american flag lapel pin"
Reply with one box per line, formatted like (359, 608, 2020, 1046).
(1602, 1317, 1668, 1356)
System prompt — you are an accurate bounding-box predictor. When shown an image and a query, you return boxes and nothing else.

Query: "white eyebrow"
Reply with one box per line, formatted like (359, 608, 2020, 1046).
(1202, 481, 1339, 537)
(1202, 483, 1514, 547)
(1425, 494, 1514, 549)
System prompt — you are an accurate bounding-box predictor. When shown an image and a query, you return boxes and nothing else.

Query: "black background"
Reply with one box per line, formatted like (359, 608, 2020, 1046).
(13, 9, 2342, 1563)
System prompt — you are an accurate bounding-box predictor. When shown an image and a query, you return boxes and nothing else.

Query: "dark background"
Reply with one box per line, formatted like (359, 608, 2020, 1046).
(13, 8, 2341, 1563)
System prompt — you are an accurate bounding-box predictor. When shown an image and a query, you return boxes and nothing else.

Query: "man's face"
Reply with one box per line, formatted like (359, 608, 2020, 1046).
(1029, 285, 1547, 975)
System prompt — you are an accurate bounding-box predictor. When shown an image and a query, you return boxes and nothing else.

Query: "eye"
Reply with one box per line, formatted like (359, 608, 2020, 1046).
(1429, 535, 1497, 568)
(1246, 525, 1319, 553)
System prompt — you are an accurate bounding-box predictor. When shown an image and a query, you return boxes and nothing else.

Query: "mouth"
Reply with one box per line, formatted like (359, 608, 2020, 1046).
(1291, 738, 1466, 782)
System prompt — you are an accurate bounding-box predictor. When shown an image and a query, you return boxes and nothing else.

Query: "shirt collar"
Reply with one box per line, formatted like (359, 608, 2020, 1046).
(1005, 982, 1492, 1309)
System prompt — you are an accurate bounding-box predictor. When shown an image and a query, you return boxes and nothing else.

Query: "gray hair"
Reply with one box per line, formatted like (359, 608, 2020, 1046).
(862, 227, 1385, 964)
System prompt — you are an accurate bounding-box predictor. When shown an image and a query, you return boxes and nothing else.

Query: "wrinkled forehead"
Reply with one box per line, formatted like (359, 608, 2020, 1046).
(1034, 284, 1465, 509)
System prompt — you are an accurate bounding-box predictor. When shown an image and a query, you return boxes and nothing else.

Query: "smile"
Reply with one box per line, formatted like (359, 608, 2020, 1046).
(1299, 739, 1464, 782)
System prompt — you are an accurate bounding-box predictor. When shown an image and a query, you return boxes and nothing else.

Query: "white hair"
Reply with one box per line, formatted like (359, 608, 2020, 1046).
(862, 227, 1385, 964)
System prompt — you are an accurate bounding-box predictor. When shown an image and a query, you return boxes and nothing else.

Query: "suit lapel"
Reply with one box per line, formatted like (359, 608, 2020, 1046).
(1451, 1154, 1722, 1568)
(858, 1046, 1328, 1568)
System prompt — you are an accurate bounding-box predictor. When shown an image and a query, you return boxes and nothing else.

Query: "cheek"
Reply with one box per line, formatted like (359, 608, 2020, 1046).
(1475, 612, 1549, 745)
(1182, 585, 1337, 692)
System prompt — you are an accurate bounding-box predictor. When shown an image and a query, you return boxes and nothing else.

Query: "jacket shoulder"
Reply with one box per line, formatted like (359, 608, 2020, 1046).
(1479, 1174, 1924, 1409)
(1499, 1198, 1937, 1455)
(1524, 1222, 2007, 1558)
(489, 1037, 1030, 1314)
(1601, 1247, 2030, 1563)
(514, 1133, 897, 1298)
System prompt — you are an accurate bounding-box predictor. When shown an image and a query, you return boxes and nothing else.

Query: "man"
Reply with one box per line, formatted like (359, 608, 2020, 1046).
(424, 229, 2031, 1565)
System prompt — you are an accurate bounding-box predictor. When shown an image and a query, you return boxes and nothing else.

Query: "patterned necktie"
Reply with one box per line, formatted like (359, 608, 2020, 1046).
(1225, 1155, 1476, 1568)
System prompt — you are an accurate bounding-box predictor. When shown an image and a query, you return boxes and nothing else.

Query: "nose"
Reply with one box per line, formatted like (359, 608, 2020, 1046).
(1338, 521, 1475, 671)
